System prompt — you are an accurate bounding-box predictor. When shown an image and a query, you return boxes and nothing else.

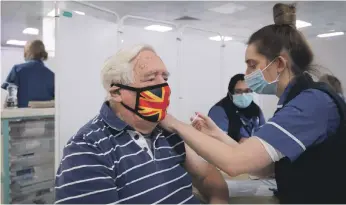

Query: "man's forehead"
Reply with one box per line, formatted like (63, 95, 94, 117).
(133, 50, 166, 71)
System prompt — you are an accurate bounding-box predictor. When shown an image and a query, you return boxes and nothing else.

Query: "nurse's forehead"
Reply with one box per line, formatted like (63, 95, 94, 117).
(246, 44, 271, 63)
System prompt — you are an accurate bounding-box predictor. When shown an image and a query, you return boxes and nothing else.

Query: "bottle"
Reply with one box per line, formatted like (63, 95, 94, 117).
(6, 83, 18, 108)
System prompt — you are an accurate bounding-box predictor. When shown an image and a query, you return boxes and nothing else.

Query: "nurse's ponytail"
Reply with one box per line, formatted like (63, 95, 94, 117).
(247, 3, 315, 76)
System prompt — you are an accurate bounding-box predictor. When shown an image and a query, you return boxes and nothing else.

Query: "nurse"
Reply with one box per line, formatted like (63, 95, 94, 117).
(1, 40, 54, 108)
(160, 3, 346, 203)
(208, 74, 265, 143)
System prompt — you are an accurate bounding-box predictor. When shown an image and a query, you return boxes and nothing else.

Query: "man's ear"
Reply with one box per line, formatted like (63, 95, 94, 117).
(109, 86, 122, 103)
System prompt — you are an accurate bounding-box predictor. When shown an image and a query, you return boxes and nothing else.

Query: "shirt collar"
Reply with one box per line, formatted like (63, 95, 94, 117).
(26, 59, 43, 64)
(99, 102, 127, 131)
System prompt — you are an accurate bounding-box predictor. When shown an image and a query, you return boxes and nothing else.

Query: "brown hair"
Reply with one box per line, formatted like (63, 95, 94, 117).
(247, 3, 314, 76)
(319, 74, 344, 94)
(24, 40, 48, 61)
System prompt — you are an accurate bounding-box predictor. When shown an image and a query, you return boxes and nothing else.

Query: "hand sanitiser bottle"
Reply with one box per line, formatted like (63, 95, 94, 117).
(6, 83, 18, 108)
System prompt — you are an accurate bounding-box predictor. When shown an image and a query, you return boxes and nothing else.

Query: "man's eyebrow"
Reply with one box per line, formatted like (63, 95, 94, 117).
(164, 72, 170, 77)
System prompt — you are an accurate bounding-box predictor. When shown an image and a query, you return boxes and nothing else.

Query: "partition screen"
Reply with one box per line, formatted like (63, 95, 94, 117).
(56, 12, 118, 158)
(178, 30, 223, 122)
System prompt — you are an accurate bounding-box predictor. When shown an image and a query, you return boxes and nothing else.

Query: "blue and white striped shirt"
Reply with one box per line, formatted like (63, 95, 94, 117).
(55, 102, 200, 204)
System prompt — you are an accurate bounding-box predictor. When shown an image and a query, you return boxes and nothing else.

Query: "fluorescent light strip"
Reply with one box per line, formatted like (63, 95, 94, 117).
(47, 9, 60, 17)
(317, 32, 344, 38)
(23, 27, 39, 35)
(144, 25, 173, 32)
(296, 20, 311, 29)
(6, 40, 27, 46)
(74, 10, 85, 15)
(209, 36, 232, 41)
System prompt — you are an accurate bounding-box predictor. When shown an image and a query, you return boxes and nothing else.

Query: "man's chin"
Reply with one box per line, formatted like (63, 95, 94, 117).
(133, 115, 158, 130)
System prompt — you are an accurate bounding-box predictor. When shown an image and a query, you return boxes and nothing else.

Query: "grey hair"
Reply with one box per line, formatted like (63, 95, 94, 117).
(101, 44, 156, 91)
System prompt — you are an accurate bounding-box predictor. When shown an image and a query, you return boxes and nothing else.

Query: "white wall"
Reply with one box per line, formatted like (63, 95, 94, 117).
(56, 13, 118, 159)
(310, 35, 346, 96)
(0, 47, 56, 110)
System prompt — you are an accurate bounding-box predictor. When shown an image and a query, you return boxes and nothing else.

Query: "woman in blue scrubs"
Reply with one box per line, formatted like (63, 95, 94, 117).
(160, 3, 345, 203)
(1, 40, 54, 108)
(208, 74, 265, 143)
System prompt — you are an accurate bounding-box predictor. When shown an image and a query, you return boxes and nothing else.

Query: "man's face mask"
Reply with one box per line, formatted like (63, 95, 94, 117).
(112, 83, 171, 122)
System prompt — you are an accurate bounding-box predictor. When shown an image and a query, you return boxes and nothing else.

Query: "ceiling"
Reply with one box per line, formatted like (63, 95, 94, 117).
(1, 1, 346, 47)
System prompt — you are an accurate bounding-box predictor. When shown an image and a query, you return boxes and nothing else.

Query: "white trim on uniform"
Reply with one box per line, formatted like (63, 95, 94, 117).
(266, 121, 306, 150)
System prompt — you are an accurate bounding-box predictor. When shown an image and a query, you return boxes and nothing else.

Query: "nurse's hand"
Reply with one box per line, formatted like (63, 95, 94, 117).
(160, 113, 182, 133)
(190, 112, 223, 139)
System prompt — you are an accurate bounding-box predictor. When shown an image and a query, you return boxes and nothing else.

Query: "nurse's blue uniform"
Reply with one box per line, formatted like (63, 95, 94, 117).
(255, 81, 340, 162)
(209, 105, 266, 139)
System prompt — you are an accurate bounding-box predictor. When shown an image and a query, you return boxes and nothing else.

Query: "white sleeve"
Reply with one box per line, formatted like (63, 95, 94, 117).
(256, 137, 285, 162)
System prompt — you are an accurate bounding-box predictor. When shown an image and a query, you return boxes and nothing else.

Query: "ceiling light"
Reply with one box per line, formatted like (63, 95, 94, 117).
(6, 40, 27, 46)
(144, 25, 173, 32)
(296, 20, 311, 29)
(209, 36, 232, 41)
(317, 31, 344, 38)
(209, 3, 246, 14)
(23, 28, 39, 35)
(47, 9, 60, 17)
(74, 10, 85, 15)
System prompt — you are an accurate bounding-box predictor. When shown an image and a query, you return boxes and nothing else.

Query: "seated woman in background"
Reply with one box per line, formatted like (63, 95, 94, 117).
(208, 74, 265, 143)
(319, 74, 345, 100)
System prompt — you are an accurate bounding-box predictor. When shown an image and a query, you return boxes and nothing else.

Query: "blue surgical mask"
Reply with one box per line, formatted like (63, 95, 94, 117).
(232, 93, 253, 108)
(244, 59, 280, 95)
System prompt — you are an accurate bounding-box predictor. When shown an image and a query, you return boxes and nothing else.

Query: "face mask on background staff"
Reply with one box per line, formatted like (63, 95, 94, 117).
(244, 58, 281, 95)
(231, 93, 253, 108)
(112, 83, 171, 122)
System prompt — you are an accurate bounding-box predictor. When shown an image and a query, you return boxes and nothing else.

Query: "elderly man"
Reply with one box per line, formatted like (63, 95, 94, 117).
(55, 44, 229, 204)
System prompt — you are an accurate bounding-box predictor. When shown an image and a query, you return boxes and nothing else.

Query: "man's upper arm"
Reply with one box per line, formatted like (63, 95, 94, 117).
(184, 143, 211, 180)
(55, 141, 119, 204)
(1, 66, 19, 90)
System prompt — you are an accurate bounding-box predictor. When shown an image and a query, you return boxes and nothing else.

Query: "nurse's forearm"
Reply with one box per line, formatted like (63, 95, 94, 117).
(173, 121, 273, 177)
(213, 130, 238, 147)
(174, 122, 241, 176)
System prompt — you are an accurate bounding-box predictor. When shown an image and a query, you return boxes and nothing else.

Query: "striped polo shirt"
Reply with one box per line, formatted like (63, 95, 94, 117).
(55, 102, 200, 204)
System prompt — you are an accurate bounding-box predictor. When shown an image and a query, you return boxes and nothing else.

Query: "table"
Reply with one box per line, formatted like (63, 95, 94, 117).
(193, 173, 279, 204)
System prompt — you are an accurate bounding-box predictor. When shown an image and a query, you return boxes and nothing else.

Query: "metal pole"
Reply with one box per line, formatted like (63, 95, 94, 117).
(54, 0, 60, 172)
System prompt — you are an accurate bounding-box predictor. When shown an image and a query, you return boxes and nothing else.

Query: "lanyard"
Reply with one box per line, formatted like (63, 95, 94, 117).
(240, 116, 259, 136)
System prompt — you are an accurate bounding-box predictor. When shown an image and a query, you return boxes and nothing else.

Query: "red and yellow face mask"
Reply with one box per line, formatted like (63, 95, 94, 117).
(112, 83, 171, 122)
